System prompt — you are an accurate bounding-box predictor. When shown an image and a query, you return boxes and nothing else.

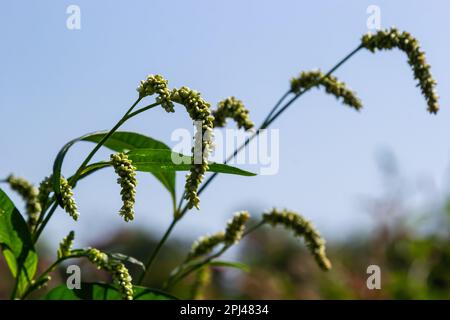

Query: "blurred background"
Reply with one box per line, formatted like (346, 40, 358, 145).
(1, 0, 450, 299)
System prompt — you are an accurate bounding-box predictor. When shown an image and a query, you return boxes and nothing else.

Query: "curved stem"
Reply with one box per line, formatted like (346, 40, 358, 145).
(32, 100, 162, 244)
(20, 251, 86, 300)
(139, 45, 364, 286)
(137, 217, 178, 285)
(70, 97, 143, 187)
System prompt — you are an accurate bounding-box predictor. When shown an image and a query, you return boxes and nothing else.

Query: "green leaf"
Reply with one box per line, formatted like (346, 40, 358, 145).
(209, 260, 250, 272)
(108, 253, 145, 271)
(52, 132, 102, 205)
(127, 149, 256, 176)
(0, 188, 38, 297)
(82, 131, 177, 208)
(44, 283, 176, 300)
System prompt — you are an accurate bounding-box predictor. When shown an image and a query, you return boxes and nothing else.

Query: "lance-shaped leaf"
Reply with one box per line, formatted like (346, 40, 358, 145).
(0, 188, 38, 297)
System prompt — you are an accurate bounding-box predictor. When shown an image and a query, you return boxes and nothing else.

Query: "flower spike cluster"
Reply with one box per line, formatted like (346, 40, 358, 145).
(188, 231, 225, 260)
(212, 97, 254, 130)
(170, 86, 215, 209)
(137, 74, 174, 112)
(361, 28, 439, 113)
(263, 208, 331, 271)
(224, 211, 250, 245)
(290, 70, 362, 110)
(38, 175, 53, 210)
(57, 230, 75, 259)
(111, 153, 138, 222)
(59, 177, 79, 221)
(7, 174, 41, 226)
(86, 248, 133, 300)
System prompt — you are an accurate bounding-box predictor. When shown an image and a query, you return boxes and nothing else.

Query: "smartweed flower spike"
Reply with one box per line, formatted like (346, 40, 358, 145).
(57, 230, 75, 259)
(86, 248, 134, 300)
(263, 209, 331, 271)
(110, 153, 138, 222)
(188, 231, 225, 260)
(213, 97, 254, 130)
(59, 177, 79, 221)
(38, 175, 53, 209)
(290, 70, 362, 110)
(137, 74, 174, 112)
(170, 86, 215, 209)
(224, 211, 250, 245)
(361, 28, 439, 113)
(6, 175, 41, 226)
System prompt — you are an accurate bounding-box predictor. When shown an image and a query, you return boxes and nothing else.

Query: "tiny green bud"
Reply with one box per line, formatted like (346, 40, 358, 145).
(6, 174, 41, 226)
(361, 28, 439, 113)
(137, 74, 174, 112)
(263, 208, 331, 271)
(188, 231, 225, 260)
(213, 97, 254, 130)
(59, 177, 79, 221)
(57, 230, 75, 259)
(170, 86, 215, 209)
(86, 248, 134, 300)
(224, 211, 250, 245)
(110, 153, 138, 222)
(290, 70, 362, 110)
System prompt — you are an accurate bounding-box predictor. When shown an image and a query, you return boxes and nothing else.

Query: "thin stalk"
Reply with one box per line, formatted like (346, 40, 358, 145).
(20, 251, 86, 300)
(33, 100, 162, 244)
(137, 218, 178, 285)
(70, 97, 143, 187)
(139, 46, 364, 284)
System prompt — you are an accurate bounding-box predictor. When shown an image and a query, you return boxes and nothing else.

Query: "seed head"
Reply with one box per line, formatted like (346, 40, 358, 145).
(86, 248, 133, 300)
(60, 177, 79, 221)
(213, 97, 254, 130)
(6, 174, 41, 226)
(137, 74, 174, 112)
(224, 211, 250, 245)
(110, 153, 137, 222)
(57, 230, 75, 259)
(263, 208, 331, 271)
(188, 231, 225, 260)
(38, 175, 53, 210)
(361, 28, 439, 113)
(170, 86, 215, 209)
(290, 70, 362, 110)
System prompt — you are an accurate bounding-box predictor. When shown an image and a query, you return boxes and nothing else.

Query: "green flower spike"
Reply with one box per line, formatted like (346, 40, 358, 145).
(170, 86, 215, 209)
(290, 70, 363, 110)
(188, 231, 226, 260)
(213, 97, 254, 130)
(86, 248, 134, 300)
(263, 208, 331, 271)
(59, 177, 79, 221)
(57, 230, 75, 259)
(110, 153, 138, 222)
(38, 175, 53, 209)
(224, 211, 250, 245)
(361, 27, 439, 114)
(137, 74, 174, 113)
(6, 174, 41, 226)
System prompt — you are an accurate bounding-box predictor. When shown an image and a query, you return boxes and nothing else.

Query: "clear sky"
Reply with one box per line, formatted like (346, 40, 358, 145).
(1, 1, 449, 250)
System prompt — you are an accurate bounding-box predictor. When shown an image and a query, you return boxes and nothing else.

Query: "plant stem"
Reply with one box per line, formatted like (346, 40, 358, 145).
(70, 97, 143, 187)
(137, 218, 178, 285)
(20, 251, 86, 300)
(32, 100, 162, 244)
(139, 45, 363, 286)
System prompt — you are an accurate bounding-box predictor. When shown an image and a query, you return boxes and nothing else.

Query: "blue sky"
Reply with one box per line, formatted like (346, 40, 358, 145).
(1, 1, 449, 250)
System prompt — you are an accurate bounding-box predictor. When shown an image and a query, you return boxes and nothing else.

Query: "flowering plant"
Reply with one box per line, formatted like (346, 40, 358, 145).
(0, 28, 439, 300)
